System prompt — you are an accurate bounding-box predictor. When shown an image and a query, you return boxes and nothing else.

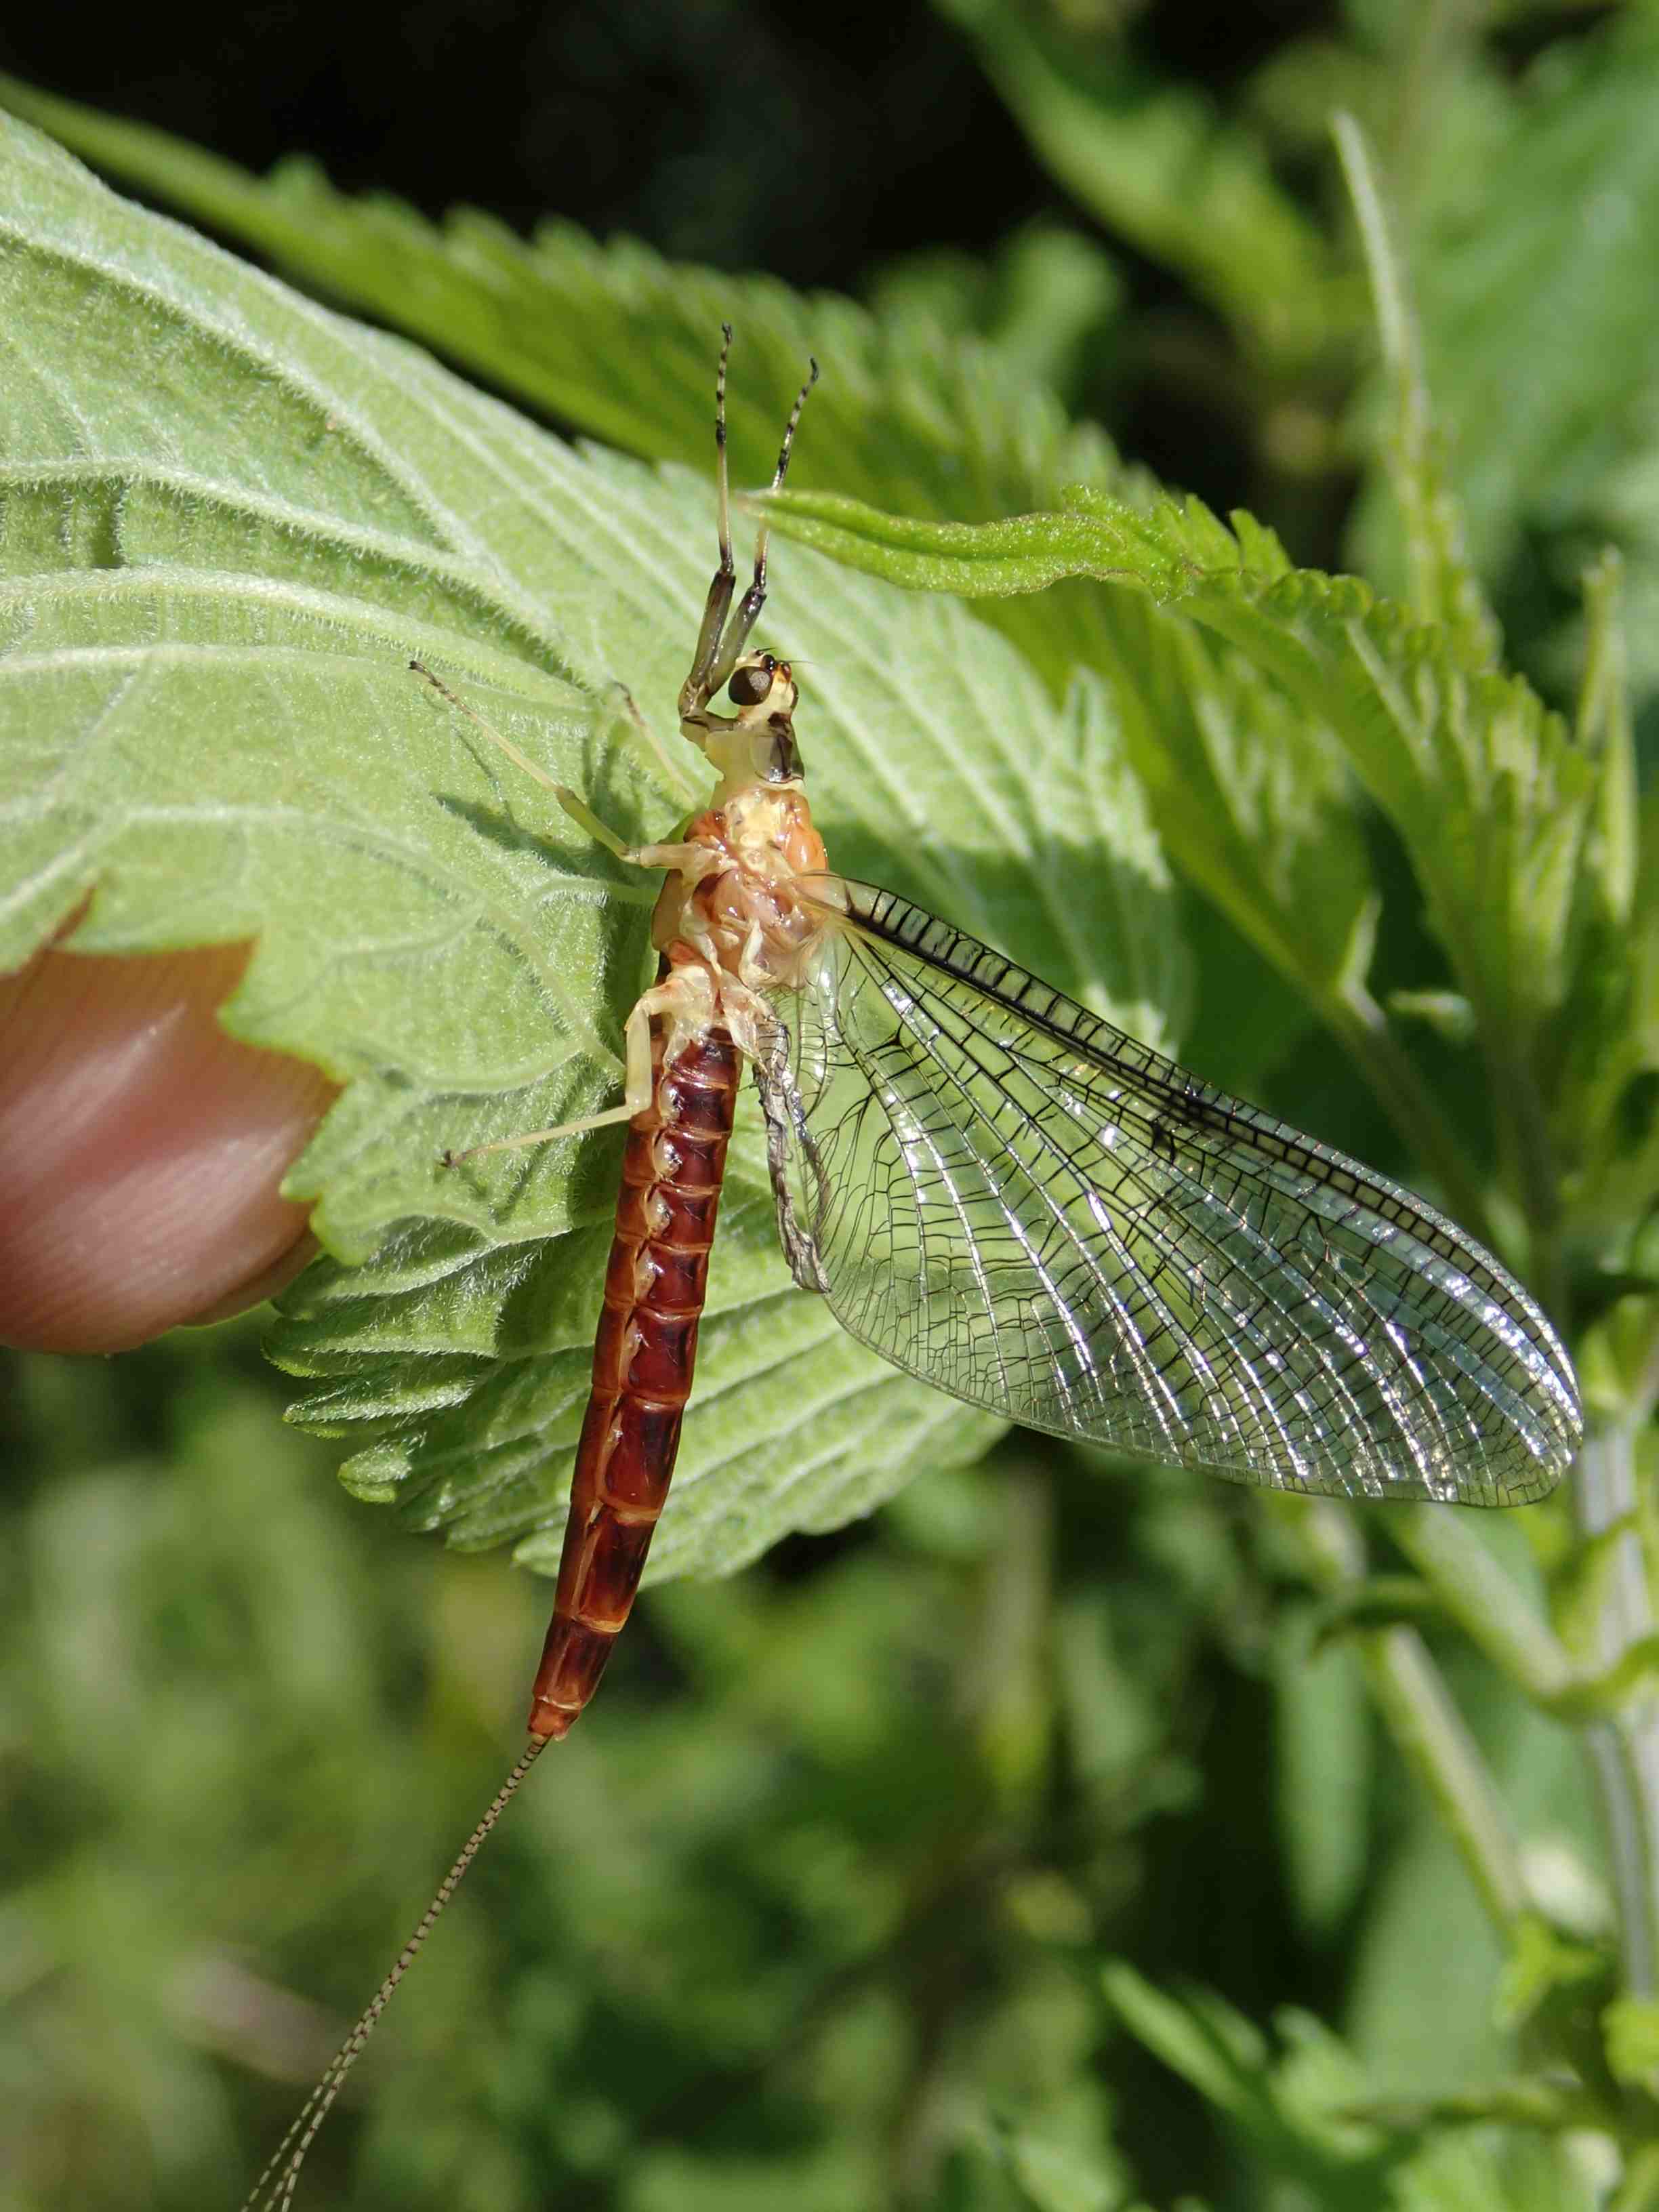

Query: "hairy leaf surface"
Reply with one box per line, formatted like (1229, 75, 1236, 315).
(0, 119, 1178, 1579)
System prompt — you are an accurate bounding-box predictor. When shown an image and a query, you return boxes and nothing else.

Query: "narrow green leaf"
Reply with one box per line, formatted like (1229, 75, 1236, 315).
(1102, 1963, 1391, 2192)
(1332, 110, 1501, 671)
(1272, 1605, 1372, 1937)
(1291, 1500, 1530, 1940)
(1577, 399, 1659, 722)
(1102, 1960, 1270, 2120)
(1309, 1578, 1442, 1641)
(1382, 1509, 1578, 1712)
(933, 0, 1342, 371)
(1574, 551, 1637, 934)
(986, 2115, 1125, 2212)
(1343, 2079, 1595, 2133)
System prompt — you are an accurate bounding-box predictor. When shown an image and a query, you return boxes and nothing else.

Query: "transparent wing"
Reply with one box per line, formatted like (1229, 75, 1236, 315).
(757, 880, 1580, 1506)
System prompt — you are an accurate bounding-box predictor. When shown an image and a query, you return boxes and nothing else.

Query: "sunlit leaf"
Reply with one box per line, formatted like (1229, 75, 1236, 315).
(0, 74, 1385, 1160)
(0, 118, 1177, 1580)
(1351, 10, 1659, 610)
(0, 69, 1119, 531)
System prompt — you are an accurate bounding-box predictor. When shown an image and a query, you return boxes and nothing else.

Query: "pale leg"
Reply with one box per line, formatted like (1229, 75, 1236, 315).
(442, 987, 665, 1166)
(554, 785, 639, 861)
(411, 661, 651, 867)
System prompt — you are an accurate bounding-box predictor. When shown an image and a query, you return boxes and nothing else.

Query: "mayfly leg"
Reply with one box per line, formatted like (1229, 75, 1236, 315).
(408, 658, 638, 861)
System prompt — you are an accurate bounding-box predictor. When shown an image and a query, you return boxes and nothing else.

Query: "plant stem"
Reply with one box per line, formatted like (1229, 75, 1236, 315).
(1576, 1413, 1659, 1997)
(1292, 1499, 1527, 1932)
(1386, 1503, 1576, 1709)
(1325, 976, 1498, 1256)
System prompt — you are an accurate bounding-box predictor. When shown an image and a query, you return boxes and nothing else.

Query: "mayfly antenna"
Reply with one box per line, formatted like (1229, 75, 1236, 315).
(680, 330, 818, 719)
(747, 349, 819, 612)
(714, 321, 736, 582)
(239, 1736, 549, 2211)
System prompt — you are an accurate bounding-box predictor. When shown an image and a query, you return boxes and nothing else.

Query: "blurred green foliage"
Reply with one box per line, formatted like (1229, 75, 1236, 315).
(5, 3, 1659, 2208)
(7, 1328, 1608, 2212)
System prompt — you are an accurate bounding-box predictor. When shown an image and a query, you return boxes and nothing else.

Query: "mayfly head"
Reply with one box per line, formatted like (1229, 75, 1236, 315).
(677, 325, 817, 769)
(723, 651, 803, 783)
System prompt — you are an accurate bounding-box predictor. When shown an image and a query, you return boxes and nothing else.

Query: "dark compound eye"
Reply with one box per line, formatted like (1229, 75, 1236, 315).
(727, 663, 772, 706)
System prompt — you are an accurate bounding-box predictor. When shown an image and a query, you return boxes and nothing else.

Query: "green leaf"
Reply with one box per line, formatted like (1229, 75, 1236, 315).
(1101, 1963, 1392, 2194)
(1381, 1509, 1577, 1713)
(984, 2114, 1126, 2212)
(1572, 552, 1637, 936)
(932, 0, 1343, 372)
(1602, 1995, 1659, 2091)
(1330, 30, 1659, 1277)
(1106, 1963, 1603, 2210)
(1332, 111, 1501, 672)
(1334, 44, 1659, 1271)
(1493, 1914, 1610, 2034)
(868, 224, 1123, 406)
(1544, 552, 1659, 1249)
(1352, 11, 1659, 597)
(1102, 1959, 1272, 2121)
(762, 476, 1597, 1243)
(1271, 1603, 1372, 1937)
(1611, 2145, 1659, 2212)
(1345, 2080, 1590, 2134)
(1573, 398, 1659, 722)
(0, 118, 1180, 1582)
(1577, 1298, 1659, 1433)
(1307, 1577, 1443, 1641)
(0, 77, 1390, 1199)
(0, 70, 1118, 532)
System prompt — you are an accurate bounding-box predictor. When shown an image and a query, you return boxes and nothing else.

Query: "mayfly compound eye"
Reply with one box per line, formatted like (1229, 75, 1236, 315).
(728, 663, 771, 705)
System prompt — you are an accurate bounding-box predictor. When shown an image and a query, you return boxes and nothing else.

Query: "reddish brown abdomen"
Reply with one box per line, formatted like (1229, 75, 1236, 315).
(527, 1010, 739, 1740)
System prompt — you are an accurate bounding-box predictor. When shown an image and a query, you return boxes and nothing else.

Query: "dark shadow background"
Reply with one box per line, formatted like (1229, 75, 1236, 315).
(0, 2, 1048, 286)
(0, 0, 1309, 286)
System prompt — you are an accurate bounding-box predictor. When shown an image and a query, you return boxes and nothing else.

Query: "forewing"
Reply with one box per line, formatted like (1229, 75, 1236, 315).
(759, 881, 1580, 1506)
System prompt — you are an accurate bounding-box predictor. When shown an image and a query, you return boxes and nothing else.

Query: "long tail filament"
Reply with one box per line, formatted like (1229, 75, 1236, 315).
(240, 1734, 550, 2210)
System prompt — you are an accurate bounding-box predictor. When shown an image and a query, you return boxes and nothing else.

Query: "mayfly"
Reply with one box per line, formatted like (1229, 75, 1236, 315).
(243, 333, 1581, 2205)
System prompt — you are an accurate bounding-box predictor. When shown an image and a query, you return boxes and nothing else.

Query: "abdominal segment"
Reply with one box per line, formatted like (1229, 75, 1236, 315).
(527, 1005, 739, 1739)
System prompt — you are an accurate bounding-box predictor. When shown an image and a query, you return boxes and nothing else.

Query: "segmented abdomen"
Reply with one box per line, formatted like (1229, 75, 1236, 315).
(527, 1008, 739, 1740)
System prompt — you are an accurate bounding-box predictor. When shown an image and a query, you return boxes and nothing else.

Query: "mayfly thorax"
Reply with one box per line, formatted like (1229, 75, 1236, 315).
(242, 330, 1581, 2209)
